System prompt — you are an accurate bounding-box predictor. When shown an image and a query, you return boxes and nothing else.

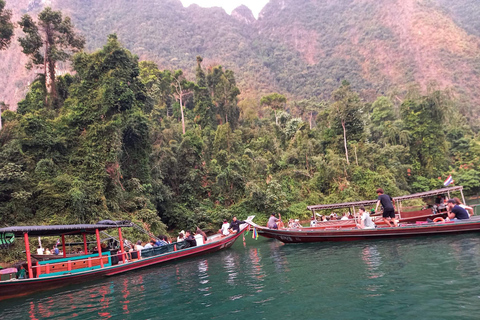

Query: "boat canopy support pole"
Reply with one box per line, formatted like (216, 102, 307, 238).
(83, 233, 88, 254)
(95, 229, 103, 267)
(397, 201, 402, 219)
(118, 227, 125, 263)
(461, 189, 466, 205)
(24, 232, 34, 279)
(62, 234, 66, 258)
(447, 190, 451, 200)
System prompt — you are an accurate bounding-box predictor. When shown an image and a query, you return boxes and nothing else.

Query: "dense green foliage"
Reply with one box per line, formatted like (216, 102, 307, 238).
(18, 7, 85, 103)
(0, 0, 13, 50)
(3, 29, 480, 239)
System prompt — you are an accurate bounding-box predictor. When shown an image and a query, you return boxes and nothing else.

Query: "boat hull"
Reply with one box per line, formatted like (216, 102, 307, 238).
(254, 218, 480, 243)
(0, 229, 245, 300)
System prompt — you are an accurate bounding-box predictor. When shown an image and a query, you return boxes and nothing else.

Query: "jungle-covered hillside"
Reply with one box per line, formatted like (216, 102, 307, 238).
(0, 3, 480, 252)
(2, 0, 480, 116)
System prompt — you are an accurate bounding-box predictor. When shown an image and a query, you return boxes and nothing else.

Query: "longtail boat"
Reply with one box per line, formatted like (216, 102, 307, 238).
(0, 217, 253, 300)
(248, 217, 480, 243)
(305, 186, 466, 229)
(246, 186, 480, 243)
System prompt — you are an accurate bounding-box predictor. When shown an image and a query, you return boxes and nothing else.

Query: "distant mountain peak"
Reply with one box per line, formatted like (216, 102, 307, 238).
(232, 5, 255, 24)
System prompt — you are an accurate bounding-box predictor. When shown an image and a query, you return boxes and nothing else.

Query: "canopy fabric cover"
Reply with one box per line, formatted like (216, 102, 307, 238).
(307, 186, 463, 211)
(0, 220, 132, 237)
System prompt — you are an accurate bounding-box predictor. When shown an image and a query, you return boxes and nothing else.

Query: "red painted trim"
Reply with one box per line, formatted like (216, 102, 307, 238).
(254, 218, 480, 243)
(24, 232, 33, 279)
(95, 229, 104, 268)
(118, 228, 125, 263)
(83, 233, 88, 254)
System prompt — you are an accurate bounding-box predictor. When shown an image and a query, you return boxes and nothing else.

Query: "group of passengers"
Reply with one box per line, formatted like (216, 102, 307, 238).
(219, 216, 246, 235)
(36, 245, 60, 255)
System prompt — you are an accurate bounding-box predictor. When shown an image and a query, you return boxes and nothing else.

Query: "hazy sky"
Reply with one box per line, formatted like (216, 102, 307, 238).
(180, 0, 270, 18)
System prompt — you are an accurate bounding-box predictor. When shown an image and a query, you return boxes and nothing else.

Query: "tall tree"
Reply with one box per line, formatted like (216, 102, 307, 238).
(401, 91, 449, 176)
(295, 98, 325, 129)
(172, 70, 194, 134)
(331, 81, 364, 165)
(0, 0, 14, 50)
(18, 7, 84, 104)
(207, 66, 240, 128)
(260, 93, 287, 125)
(194, 56, 215, 129)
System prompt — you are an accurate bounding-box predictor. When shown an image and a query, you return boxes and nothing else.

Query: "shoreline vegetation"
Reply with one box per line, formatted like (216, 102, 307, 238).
(1, 7, 480, 262)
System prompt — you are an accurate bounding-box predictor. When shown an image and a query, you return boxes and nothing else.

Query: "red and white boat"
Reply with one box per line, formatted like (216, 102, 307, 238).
(304, 186, 465, 229)
(248, 216, 480, 243)
(247, 186, 479, 243)
(0, 217, 253, 300)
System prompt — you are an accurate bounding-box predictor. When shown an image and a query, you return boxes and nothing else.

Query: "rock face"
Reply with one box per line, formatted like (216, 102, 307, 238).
(2, 0, 480, 113)
(231, 5, 255, 25)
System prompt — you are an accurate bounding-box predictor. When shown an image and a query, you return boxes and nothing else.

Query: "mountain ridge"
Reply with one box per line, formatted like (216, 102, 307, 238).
(1, 0, 480, 116)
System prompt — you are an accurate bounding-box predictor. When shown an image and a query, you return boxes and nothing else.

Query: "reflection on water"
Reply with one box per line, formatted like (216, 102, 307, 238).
(2, 234, 480, 319)
(361, 245, 384, 279)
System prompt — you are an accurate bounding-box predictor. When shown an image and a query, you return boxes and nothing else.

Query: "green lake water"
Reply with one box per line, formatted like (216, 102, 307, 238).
(1, 234, 480, 319)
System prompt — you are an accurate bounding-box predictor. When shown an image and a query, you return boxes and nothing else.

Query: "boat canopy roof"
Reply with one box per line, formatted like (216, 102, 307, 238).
(307, 186, 463, 211)
(0, 220, 132, 237)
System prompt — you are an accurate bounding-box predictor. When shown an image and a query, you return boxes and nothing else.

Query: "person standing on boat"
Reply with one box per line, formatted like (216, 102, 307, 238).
(357, 207, 376, 229)
(267, 213, 281, 229)
(446, 199, 470, 220)
(375, 188, 398, 227)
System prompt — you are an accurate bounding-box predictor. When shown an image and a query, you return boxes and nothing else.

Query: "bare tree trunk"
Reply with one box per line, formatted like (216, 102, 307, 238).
(309, 111, 313, 129)
(180, 94, 185, 135)
(48, 59, 57, 100)
(44, 38, 50, 105)
(354, 144, 358, 166)
(275, 110, 278, 125)
(342, 120, 349, 164)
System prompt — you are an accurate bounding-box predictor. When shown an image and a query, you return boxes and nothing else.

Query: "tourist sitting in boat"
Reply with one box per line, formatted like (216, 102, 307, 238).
(16, 265, 26, 279)
(288, 219, 301, 228)
(155, 236, 168, 246)
(446, 199, 470, 220)
(267, 213, 281, 229)
(53, 245, 59, 255)
(452, 197, 474, 216)
(219, 219, 231, 235)
(348, 213, 354, 219)
(196, 227, 208, 242)
(184, 230, 197, 248)
(45, 248, 51, 255)
(144, 240, 155, 249)
(357, 207, 376, 229)
(37, 246, 44, 255)
(340, 213, 349, 220)
(229, 216, 245, 233)
(177, 232, 185, 242)
(319, 215, 327, 222)
(135, 240, 144, 251)
(310, 216, 317, 227)
(100, 243, 110, 252)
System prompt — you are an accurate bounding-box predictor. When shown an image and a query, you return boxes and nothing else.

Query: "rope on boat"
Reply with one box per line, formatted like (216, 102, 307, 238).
(129, 222, 160, 241)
